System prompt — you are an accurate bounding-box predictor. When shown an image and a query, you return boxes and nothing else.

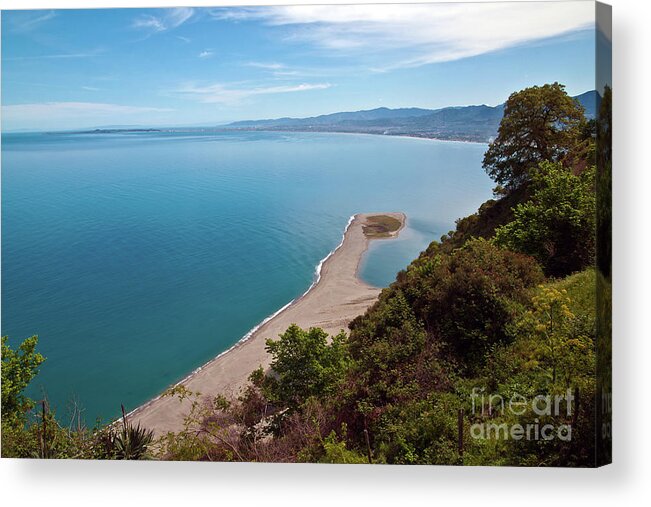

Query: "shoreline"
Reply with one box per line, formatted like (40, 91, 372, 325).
(123, 215, 357, 424)
(34, 128, 489, 146)
(224, 129, 488, 145)
(129, 212, 406, 435)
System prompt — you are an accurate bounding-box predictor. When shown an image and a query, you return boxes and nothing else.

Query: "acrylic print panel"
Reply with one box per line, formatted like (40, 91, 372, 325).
(1, 1, 611, 466)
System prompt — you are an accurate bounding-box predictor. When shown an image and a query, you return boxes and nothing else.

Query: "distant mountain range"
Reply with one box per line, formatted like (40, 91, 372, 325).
(224, 90, 599, 142)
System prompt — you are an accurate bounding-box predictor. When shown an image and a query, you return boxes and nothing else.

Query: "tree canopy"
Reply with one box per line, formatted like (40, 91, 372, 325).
(262, 324, 351, 411)
(1, 335, 44, 426)
(494, 161, 596, 277)
(483, 82, 585, 189)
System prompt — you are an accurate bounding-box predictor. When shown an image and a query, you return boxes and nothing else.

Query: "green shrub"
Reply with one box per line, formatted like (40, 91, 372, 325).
(494, 161, 596, 277)
(263, 325, 351, 412)
(1, 335, 45, 427)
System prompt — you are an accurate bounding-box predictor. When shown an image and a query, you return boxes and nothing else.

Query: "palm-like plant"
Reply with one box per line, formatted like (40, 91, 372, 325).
(100, 405, 154, 460)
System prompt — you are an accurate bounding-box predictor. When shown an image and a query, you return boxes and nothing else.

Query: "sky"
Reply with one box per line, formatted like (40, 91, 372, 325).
(1, 2, 597, 131)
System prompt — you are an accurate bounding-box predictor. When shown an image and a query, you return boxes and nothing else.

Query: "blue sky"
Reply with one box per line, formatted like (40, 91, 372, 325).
(1, 2, 596, 131)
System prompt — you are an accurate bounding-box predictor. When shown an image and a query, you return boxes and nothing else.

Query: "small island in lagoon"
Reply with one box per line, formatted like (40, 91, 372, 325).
(361, 215, 404, 238)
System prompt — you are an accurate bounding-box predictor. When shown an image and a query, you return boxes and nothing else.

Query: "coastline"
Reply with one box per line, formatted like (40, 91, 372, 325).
(219, 128, 489, 145)
(130, 212, 406, 435)
(40, 128, 489, 145)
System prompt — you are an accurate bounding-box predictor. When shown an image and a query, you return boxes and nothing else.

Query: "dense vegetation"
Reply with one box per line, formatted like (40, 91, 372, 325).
(1, 83, 609, 464)
(483, 83, 585, 189)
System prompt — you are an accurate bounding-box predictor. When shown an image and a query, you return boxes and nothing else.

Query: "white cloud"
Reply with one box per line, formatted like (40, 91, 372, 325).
(132, 7, 194, 34)
(244, 62, 322, 79)
(176, 82, 332, 104)
(198, 50, 214, 59)
(211, 2, 594, 69)
(3, 102, 171, 115)
(246, 62, 286, 70)
(272, 70, 301, 77)
(165, 7, 194, 28)
(7, 10, 57, 32)
(2, 102, 173, 130)
(4, 52, 99, 62)
(132, 16, 165, 32)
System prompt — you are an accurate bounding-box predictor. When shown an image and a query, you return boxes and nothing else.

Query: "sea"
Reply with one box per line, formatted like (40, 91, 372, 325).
(1, 130, 492, 423)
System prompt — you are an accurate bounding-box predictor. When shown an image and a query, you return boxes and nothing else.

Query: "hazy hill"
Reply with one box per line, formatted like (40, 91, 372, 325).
(228, 107, 434, 128)
(225, 91, 598, 142)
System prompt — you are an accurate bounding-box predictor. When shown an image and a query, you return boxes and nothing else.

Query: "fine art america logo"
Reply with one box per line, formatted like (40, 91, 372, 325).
(470, 388, 577, 442)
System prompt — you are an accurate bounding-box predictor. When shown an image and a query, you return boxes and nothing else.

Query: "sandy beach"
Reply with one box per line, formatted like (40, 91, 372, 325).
(130, 212, 406, 435)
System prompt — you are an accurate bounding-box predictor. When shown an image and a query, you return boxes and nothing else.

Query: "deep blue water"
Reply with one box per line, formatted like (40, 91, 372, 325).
(1, 130, 491, 423)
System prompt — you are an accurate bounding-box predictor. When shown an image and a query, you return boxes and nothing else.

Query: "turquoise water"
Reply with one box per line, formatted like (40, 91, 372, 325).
(1, 130, 491, 422)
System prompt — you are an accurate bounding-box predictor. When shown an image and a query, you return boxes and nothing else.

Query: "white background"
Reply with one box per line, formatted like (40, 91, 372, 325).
(1, 0, 649, 505)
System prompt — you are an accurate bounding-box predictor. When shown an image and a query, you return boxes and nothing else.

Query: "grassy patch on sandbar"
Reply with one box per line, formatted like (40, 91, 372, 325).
(362, 215, 402, 238)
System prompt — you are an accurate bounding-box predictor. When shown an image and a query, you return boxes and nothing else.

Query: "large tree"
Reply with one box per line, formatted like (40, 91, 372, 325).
(483, 82, 585, 189)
